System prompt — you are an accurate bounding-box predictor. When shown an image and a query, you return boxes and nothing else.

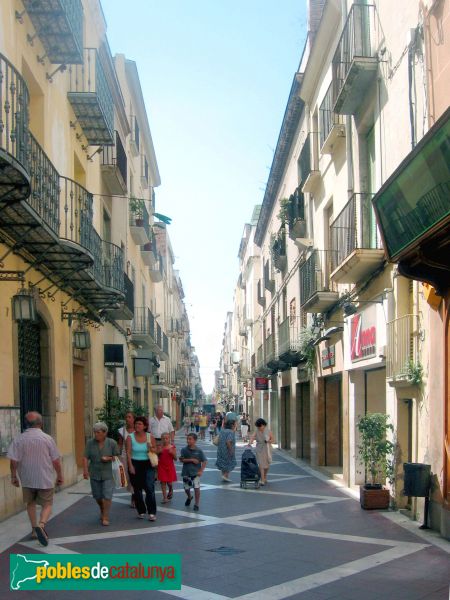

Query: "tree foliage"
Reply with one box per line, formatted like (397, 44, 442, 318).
(357, 413, 395, 486)
(95, 390, 145, 441)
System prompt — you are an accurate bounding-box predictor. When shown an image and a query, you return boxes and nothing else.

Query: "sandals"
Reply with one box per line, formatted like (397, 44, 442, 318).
(161, 499, 169, 504)
(101, 519, 110, 526)
(148, 514, 156, 522)
(34, 524, 49, 547)
(167, 490, 173, 500)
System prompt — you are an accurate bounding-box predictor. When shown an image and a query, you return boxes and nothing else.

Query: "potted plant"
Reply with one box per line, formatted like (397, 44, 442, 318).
(129, 196, 145, 226)
(405, 360, 423, 385)
(357, 413, 394, 510)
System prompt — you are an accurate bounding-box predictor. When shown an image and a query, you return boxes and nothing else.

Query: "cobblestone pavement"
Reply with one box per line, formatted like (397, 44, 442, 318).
(1, 431, 449, 599)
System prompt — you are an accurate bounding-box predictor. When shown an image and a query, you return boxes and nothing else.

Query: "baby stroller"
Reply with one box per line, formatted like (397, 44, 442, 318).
(240, 447, 261, 489)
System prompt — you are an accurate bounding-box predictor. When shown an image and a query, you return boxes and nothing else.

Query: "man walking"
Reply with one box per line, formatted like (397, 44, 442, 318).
(149, 405, 174, 444)
(7, 411, 63, 546)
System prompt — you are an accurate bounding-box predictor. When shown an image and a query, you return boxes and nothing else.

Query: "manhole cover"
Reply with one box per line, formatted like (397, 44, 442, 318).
(207, 546, 245, 556)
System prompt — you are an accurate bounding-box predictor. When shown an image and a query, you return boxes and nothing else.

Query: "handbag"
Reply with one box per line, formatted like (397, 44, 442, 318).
(112, 457, 127, 488)
(147, 433, 159, 467)
(213, 434, 220, 446)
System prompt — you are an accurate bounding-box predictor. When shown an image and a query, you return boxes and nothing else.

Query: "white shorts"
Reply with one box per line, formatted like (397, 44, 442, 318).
(241, 425, 249, 437)
(183, 476, 201, 490)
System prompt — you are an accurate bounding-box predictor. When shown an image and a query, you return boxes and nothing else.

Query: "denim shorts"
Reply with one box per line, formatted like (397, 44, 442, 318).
(183, 476, 200, 490)
(90, 478, 114, 500)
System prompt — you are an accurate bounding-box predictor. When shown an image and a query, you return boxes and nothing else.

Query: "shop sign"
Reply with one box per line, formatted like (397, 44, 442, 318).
(246, 389, 253, 397)
(255, 377, 269, 390)
(321, 345, 335, 368)
(104, 344, 124, 367)
(350, 310, 377, 361)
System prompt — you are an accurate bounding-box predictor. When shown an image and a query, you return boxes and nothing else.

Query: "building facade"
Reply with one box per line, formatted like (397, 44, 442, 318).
(219, 0, 449, 539)
(0, 0, 197, 520)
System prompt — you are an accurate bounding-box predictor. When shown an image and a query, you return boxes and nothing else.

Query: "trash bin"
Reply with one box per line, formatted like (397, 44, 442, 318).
(403, 463, 431, 497)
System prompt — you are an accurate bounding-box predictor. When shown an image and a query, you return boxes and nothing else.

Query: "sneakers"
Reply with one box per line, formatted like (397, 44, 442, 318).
(193, 505, 199, 512)
(222, 476, 231, 482)
(185, 495, 192, 507)
(34, 525, 48, 547)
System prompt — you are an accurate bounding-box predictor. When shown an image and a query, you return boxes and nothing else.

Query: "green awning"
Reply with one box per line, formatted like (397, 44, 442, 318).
(372, 107, 450, 261)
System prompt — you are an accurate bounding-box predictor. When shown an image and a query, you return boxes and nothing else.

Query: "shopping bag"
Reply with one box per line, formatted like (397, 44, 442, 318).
(112, 457, 127, 488)
(213, 434, 220, 446)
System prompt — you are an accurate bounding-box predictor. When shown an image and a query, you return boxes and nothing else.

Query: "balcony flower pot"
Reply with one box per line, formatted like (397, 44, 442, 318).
(357, 413, 394, 510)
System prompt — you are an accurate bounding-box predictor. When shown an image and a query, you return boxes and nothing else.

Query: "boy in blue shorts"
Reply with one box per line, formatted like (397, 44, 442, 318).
(179, 433, 207, 512)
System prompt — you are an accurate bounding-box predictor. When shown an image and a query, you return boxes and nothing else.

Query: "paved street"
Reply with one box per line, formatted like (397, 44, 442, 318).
(1, 431, 449, 599)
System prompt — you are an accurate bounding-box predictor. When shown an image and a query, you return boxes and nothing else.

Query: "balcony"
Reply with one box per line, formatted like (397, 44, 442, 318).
(299, 133, 320, 193)
(22, 0, 83, 65)
(332, 4, 378, 115)
(149, 253, 164, 283)
(160, 332, 169, 361)
(68, 48, 114, 145)
(330, 193, 384, 284)
(243, 304, 252, 326)
(284, 188, 306, 241)
(263, 260, 274, 293)
(257, 279, 266, 308)
(264, 333, 284, 371)
(141, 155, 149, 189)
(256, 344, 265, 373)
(129, 199, 151, 245)
(239, 353, 251, 381)
(0, 54, 30, 203)
(372, 107, 450, 295)
(131, 307, 158, 350)
(278, 316, 304, 366)
(101, 131, 127, 194)
(271, 228, 287, 272)
(167, 317, 182, 338)
(319, 82, 345, 153)
(300, 250, 339, 313)
(107, 272, 134, 320)
(130, 116, 140, 156)
(386, 314, 420, 386)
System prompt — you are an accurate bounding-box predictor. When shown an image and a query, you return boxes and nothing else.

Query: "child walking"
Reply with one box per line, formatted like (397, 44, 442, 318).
(179, 433, 207, 512)
(208, 418, 216, 441)
(157, 433, 177, 503)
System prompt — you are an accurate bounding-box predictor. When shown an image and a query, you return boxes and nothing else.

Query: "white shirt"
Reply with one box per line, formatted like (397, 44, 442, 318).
(7, 428, 60, 489)
(149, 415, 174, 439)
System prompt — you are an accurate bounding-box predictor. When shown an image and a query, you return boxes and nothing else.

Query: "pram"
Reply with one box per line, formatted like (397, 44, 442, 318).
(240, 447, 261, 489)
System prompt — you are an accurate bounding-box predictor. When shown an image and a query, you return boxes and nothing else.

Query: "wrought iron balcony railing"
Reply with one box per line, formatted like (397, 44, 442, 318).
(0, 53, 30, 174)
(27, 133, 59, 234)
(130, 115, 140, 156)
(332, 4, 378, 114)
(101, 131, 127, 193)
(299, 249, 338, 307)
(59, 176, 93, 250)
(22, 0, 83, 65)
(330, 193, 382, 272)
(256, 344, 264, 372)
(271, 227, 287, 272)
(68, 48, 114, 145)
(298, 132, 320, 192)
(278, 316, 302, 357)
(319, 81, 345, 151)
(132, 307, 156, 338)
(386, 314, 420, 383)
(102, 240, 124, 293)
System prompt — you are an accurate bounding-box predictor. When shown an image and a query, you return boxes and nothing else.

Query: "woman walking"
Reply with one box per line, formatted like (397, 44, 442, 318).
(83, 422, 120, 526)
(215, 420, 236, 482)
(126, 416, 158, 521)
(250, 418, 274, 486)
(118, 411, 135, 507)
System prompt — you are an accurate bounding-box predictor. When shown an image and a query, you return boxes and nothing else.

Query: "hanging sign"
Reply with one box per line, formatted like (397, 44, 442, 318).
(104, 344, 124, 367)
(255, 377, 269, 390)
(350, 307, 377, 362)
(321, 345, 335, 368)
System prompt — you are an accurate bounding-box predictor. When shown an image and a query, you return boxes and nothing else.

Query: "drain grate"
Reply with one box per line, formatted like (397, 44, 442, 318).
(207, 546, 245, 556)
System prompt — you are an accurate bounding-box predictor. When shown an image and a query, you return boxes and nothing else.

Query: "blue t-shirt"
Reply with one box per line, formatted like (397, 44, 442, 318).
(180, 446, 207, 478)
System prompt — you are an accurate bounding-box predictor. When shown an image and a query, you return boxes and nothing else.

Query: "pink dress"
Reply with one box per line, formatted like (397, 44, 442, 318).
(157, 446, 177, 483)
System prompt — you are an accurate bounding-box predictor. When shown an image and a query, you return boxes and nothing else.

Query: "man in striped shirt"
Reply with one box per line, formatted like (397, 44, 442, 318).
(7, 411, 63, 546)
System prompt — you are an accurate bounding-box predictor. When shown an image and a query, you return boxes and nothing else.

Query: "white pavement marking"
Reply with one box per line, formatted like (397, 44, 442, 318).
(234, 543, 429, 600)
(234, 519, 429, 548)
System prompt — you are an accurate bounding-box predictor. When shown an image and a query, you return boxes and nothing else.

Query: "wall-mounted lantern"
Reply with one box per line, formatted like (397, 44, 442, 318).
(12, 288, 37, 322)
(73, 329, 91, 350)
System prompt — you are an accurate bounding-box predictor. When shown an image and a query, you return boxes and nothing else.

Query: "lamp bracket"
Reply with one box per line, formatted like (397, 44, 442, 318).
(87, 147, 103, 162)
(46, 64, 67, 83)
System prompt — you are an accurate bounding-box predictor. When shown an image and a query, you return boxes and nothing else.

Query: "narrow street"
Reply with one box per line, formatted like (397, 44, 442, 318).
(1, 431, 449, 600)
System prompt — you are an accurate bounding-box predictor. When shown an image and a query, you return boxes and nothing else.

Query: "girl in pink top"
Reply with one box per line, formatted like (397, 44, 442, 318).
(157, 433, 177, 503)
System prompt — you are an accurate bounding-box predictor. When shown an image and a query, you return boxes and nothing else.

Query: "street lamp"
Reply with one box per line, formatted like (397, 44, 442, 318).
(73, 329, 91, 350)
(12, 288, 37, 322)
